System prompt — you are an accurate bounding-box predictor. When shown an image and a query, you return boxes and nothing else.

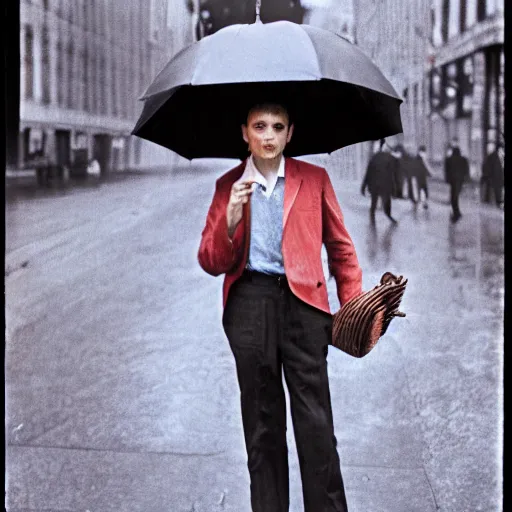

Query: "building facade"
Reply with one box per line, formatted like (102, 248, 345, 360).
(19, 0, 193, 177)
(428, 0, 504, 177)
(352, 0, 504, 180)
(351, 0, 432, 178)
(303, 0, 361, 180)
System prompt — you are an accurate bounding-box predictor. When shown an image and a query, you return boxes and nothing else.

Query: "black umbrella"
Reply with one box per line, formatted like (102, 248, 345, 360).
(132, 19, 403, 160)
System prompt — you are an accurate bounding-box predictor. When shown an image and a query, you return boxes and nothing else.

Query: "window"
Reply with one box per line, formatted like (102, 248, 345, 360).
(57, 41, 63, 106)
(42, 26, 51, 104)
(441, 0, 450, 42)
(100, 56, 106, 114)
(459, 0, 466, 33)
(83, 48, 89, 111)
(112, 62, 118, 116)
(457, 57, 473, 118)
(67, 42, 74, 108)
(83, 0, 90, 30)
(477, 0, 486, 21)
(24, 25, 34, 99)
(91, 54, 97, 114)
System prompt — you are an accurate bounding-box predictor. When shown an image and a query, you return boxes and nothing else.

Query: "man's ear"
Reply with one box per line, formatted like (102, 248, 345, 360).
(287, 123, 294, 143)
(242, 125, 249, 143)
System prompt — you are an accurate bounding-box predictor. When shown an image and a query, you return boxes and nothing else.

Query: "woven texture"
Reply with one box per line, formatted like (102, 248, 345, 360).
(331, 272, 408, 358)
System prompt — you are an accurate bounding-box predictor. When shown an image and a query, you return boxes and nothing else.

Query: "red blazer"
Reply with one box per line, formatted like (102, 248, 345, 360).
(198, 157, 363, 314)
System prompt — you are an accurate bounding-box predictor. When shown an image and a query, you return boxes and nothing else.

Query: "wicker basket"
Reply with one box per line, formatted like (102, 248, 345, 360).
(331, 272, 408, 358)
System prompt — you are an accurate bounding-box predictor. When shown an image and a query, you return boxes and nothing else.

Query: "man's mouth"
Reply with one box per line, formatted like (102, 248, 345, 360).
(263, 145, 275, 151)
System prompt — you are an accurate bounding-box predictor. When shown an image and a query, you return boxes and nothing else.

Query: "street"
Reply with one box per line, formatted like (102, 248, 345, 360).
(5, 161, 504, 512)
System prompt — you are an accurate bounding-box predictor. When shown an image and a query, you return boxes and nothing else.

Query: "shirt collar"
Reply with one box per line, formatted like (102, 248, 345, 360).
(238, 155, 285, 189)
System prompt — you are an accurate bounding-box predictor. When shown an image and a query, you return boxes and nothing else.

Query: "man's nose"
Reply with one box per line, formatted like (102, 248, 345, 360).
(264, 129, 275, 140)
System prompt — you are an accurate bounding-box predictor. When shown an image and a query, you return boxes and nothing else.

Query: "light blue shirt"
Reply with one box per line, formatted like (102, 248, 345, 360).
(239, 156, 285, 275)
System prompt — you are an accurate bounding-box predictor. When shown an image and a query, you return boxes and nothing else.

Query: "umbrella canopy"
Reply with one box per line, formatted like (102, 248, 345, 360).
(132, 21, 403, 160)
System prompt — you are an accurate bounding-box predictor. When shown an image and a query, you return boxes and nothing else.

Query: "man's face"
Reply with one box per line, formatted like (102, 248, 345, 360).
(242, 108, 294, 161)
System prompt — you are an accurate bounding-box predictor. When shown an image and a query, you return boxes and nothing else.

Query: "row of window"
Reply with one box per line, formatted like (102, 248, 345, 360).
(25, 0, 147, 45)
(23, 24, 150, 120)
(439, 0, 500, 44)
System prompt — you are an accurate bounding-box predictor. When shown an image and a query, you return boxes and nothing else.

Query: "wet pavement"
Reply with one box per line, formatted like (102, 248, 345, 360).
(5, 161, 504, 512)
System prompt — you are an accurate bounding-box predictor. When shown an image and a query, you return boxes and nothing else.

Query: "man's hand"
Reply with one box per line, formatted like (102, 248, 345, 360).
(227, 180, 254, 238)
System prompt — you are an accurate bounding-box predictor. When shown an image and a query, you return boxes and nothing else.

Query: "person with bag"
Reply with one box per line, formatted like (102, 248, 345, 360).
(198, 101, 363, 512)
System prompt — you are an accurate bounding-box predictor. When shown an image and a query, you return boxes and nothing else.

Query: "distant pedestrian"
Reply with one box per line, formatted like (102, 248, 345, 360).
(394, 145, 417, 204)
(87, 159, 101, 176)
(444, 144, 470, 222)
(445, 136, 460, 158)
(481, 142, 504, 208)
(414, 145, 432, 209)
(361, 138, 398, 224)
(390, 145, 405, 198)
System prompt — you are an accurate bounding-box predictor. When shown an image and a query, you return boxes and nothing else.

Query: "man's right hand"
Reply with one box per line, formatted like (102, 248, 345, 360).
(227, 180, 254, 238)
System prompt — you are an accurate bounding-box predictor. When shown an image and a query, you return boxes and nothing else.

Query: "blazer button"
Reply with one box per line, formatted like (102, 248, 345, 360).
(317, 281, 323, 288)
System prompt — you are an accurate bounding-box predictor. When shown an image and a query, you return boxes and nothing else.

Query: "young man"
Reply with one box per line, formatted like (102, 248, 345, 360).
(198, 102, 363, 512)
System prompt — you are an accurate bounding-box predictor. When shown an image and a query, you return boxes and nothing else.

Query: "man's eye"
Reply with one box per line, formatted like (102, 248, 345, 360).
(274, 124, 285, 130)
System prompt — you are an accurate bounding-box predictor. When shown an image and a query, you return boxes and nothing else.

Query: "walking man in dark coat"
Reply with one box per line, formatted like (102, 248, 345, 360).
(394, 145, 417, 204)
(361, 138, 398, 224)
(444, 144, 470, 222)
(481, 141, 504, 208)
(414, 145, 432, 209)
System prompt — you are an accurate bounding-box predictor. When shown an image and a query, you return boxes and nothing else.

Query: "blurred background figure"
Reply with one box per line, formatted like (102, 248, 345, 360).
(390, 144, 405, 199)
(414, 145, 432, 209)
(394, 144, 417, 205)
(445, 137, 459, 159)
(480, 141, 504, 209)
(361, 139, 398, 225)
(444, 144, 470, 223)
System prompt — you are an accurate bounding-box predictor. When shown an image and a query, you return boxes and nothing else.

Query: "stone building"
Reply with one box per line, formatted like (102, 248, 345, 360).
(352, 0, 504, 179)
(428, 0, 504, 177)
(19, 0, 193, 177)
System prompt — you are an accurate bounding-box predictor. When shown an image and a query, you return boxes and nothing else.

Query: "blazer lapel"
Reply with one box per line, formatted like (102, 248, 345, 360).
(283, 158, 303, 229)
(231, 159, 249, 249)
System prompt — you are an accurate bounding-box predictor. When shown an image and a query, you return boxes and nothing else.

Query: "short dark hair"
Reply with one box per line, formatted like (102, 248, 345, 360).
(245, 100, 293, 126)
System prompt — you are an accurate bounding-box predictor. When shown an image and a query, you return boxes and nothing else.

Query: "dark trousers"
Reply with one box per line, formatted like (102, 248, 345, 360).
(222, 271, 348, 512)
(406, 177, 417, 203)
(493, 184, 503, 206)
(418, 184, 429, 200)
(450, 184, 462, 219)
(370, 193, 393, 222)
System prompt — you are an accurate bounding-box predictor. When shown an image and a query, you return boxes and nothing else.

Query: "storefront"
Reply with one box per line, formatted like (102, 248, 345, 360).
(428, 39, 503, 179)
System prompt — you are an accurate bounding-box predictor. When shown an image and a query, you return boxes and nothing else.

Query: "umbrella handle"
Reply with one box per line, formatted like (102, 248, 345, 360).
(255, 0, 262, 23)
